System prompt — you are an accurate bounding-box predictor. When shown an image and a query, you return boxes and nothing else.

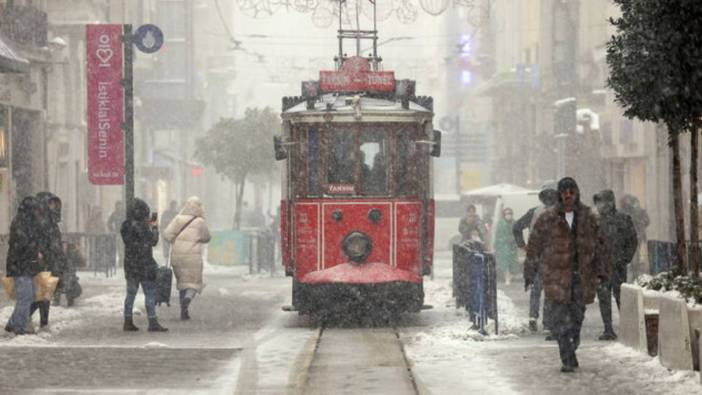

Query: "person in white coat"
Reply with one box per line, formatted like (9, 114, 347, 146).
(163, 197, 211, 320)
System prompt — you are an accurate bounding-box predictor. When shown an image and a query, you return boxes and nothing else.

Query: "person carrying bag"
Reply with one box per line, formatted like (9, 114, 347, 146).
(163, 197, 211, 320)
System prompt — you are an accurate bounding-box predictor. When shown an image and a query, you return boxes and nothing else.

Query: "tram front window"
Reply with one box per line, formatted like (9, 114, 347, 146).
(360, 131, 387, 195)
(328, 129, 355, 185)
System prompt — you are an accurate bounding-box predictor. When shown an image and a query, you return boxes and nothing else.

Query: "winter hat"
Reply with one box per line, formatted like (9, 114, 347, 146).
(538, 188, 558, 206)
(593, 190, 616, 205)
(557, 177, 579, 193)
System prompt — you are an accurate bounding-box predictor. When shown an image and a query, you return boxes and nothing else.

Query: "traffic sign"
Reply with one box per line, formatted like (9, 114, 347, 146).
(133, 24, 164, 54)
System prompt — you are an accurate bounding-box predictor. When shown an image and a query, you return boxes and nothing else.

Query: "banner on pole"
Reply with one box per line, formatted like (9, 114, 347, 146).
(86, 24, 124, 185)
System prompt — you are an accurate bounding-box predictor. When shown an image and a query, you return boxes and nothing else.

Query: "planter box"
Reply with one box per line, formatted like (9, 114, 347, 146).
(658, 295, 693, 371)
(689, 305, 702, 371)
(620, 284, 648, 353)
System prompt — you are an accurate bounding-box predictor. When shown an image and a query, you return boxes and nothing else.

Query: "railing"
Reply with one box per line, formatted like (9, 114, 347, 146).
(63, 233, 118, 277)
(0, 4, 48, 48)
(208, 228, 278, 275)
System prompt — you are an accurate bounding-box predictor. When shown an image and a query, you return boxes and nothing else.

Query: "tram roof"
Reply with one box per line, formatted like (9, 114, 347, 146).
(281, 94, 432, 120)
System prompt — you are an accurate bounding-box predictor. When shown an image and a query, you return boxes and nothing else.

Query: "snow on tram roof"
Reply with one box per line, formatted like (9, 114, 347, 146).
(283, 94, 432, 114)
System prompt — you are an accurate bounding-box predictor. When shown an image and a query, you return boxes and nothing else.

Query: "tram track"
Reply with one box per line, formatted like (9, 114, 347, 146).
(295, 323, 421, 395)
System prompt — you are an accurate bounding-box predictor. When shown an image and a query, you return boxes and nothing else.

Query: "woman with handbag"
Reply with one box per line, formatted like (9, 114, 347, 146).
(4, 197, 42, 335)
(121, 198, 167, 332)
(163, 196, 211, 320)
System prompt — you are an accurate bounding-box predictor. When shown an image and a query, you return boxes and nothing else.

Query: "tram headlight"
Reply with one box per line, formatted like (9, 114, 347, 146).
(342, 231, 372, 263)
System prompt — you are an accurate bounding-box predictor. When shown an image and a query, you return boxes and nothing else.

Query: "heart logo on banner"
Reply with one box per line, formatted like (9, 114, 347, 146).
(96, 48, 113, 64)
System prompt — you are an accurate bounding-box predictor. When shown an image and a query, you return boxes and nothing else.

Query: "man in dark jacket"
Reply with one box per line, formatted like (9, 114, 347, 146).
(525, 177, 609, 372)
(29, 192, 66, 329)
(593, 190, 638, 340)
(459, 204, 485, 242)
(5, 197, 42, 335)
(121, 198, 167, 332)
(513, 188, 558, 334)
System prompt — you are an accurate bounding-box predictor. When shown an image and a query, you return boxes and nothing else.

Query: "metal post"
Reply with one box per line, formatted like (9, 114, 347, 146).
(123, 24, 135, 206)
(455, 115, 462, 194)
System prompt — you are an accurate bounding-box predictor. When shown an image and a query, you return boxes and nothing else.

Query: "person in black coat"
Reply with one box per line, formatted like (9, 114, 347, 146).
(593, 190, 638, 341)
(5, 197, 42, 335)
(121, 198, 167, 332)
(29, 192, 66, 329)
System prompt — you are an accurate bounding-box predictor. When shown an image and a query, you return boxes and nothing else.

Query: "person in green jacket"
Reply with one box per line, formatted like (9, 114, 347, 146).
(495, 207, 520, 285)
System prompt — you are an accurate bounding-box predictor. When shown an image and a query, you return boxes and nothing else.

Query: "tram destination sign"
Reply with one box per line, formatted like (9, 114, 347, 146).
(320, 56, 395, 93)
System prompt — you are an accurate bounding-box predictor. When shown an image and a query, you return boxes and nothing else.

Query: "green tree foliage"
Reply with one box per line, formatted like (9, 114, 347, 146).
(607, 0, 702, 275)
(195, 107, 278, 228)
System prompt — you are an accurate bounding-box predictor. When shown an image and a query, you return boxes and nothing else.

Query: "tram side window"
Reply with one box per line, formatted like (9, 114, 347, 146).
(307, 128, 321, 196)
(327, 129, 355, 185)
(360, 131, 388, 195)
(396, 135, 424, 196)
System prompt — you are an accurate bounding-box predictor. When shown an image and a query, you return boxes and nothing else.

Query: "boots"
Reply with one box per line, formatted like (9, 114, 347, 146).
(180, 297, 191, 321)
(528, 319, 538, 333)
(123, 317, 139, 331)
(598, 329, 617, 341)
(148, 318, 168, 332)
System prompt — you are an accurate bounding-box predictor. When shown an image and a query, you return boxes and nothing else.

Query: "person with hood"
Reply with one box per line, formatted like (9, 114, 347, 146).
(121, 198, 167, 332)
(163, 196, 211, 320)
(525, 177, 609, 372)
(4, 197, 42, 335)
(494, 208, 520, 285)
(593, 190, 638, 340)
(29, 192, 66, 329)
(619, 194, 650, 280)
(513, 188, 559, 334)
(459, 204, 485, 242)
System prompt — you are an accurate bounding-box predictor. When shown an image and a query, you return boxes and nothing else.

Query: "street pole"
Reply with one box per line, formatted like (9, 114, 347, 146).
(123, 24, 135, 206)
(455, 115, 462, 194)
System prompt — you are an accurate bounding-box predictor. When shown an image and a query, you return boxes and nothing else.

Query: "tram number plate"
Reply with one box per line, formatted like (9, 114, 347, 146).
(327, 184, 355, 194)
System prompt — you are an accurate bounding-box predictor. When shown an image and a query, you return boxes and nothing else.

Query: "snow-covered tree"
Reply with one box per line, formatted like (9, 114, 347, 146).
(195, 107, 278, 229)
(607, 0, 702, 275)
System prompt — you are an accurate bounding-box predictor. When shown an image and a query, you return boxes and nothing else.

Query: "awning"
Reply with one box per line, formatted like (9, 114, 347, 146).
(0, 34, 29, 73)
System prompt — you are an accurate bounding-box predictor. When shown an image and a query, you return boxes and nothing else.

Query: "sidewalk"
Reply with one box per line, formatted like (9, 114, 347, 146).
(401, 254, 701, 395)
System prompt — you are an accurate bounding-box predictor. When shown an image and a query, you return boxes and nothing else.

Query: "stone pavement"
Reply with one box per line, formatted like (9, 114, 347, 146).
(0, 347, 240, 393)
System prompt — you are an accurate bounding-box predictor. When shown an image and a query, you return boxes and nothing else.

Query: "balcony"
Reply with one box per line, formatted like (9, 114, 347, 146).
(0, 3, 48, 48)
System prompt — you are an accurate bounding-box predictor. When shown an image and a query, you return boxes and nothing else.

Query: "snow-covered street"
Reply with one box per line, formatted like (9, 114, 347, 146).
(1, 256, 700, 394)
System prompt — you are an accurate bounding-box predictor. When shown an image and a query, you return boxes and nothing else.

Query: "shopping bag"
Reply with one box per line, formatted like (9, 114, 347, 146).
(1, 276, 15, 300)
(33, 271, 60, 302)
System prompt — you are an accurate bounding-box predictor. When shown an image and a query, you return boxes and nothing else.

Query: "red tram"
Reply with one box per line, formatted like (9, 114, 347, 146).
(274, 14, 441, 315)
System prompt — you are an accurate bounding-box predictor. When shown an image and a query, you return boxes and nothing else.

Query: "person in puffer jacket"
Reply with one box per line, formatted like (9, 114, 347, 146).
(163, 196, 211, 320)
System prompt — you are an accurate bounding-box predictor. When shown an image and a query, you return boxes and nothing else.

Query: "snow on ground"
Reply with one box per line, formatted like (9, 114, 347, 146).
(601, 343, 701, 393)
(403, 277, 526, 393)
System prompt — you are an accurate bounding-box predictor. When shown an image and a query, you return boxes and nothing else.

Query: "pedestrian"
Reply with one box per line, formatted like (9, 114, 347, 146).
(593, 190, 638, 340)
(4, 197, 42, 335)
(163, 196, 211, 320)
(160, 200, 179, 259)
(619, 194, 650, 280)
(29, 192, 66, 330)
(513, 188, 558, 334)
(459, 204, 485, 242)
(54, 242, 83, 307)
(85, 205, 106, 234)
(495, 208, 519, 285)
(525, 177, 609, 372)
(121, 198, 167, 332)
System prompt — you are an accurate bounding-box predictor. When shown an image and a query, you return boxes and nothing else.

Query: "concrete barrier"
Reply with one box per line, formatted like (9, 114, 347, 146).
(620, 284, 647, 353)
(688, 305, 702, 371)
(658, 295, 694, 371)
